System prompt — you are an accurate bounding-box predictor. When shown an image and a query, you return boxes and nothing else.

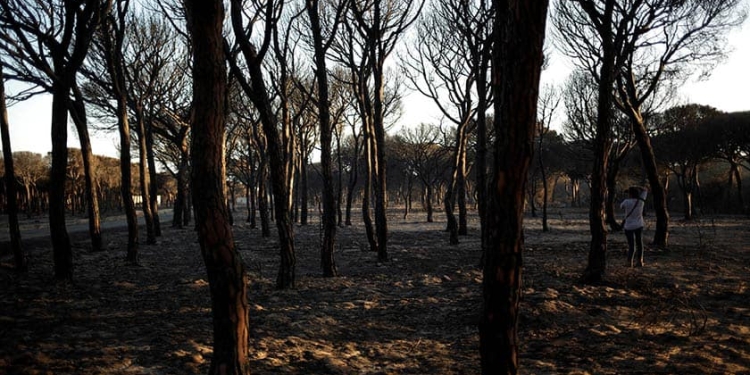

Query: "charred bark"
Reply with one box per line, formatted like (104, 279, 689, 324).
(480, 1, 547, 373)
(186, 0, 250, 373)
(0, 64, 26, 272)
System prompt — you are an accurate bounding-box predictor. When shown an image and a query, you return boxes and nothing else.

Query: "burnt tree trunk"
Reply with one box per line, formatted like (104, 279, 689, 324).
(228, 0, 296, 288)
(136, 112, 156, 244)
(458, 134, 469, 235)
(50, 81, 73, 280)
(146, 119, 161, 236)
(186, 0, 250, 373)
(425, 183, 434, 223)
(103, 13, 139, 263)
(0, 65, 26, 272)
(605, 160, 621, 231)
(538, 128, 549, 232)
(172, 168, 186, 229)
(581, 0, 618, 284)
(480, 1, 547, 373)
(345, 136, 359, 226)
(115, 96, 139, 263)
(363, 121, 378, 254)
(300, 155, 309, 226)
(258, 161, 271, 237)
(307, 0, 337, 277)
(70, 87, 103, 252)
(372, 88, 389, 263)
(631, 117, 669, 247)
(336, 131, 344, 227)
(444, 178, 459, 244)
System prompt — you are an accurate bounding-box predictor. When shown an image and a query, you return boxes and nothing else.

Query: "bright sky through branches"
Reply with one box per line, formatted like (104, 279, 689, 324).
(4, 14, 750, 158)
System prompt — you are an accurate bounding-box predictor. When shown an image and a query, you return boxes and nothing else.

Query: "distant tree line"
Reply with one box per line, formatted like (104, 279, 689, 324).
(0, 149, 176, 215)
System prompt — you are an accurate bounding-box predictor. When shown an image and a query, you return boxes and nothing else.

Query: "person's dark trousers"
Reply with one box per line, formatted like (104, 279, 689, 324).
(625, 227, 644, 267)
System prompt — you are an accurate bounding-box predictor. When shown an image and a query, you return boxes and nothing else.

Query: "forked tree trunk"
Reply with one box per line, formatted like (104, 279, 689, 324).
(228, 0, 296, 287)
(480, 2, 548, 373)
(186, 1, 250, 373)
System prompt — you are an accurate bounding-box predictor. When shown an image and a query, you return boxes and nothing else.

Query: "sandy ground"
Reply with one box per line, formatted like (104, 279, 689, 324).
(1, 208, 748, 374)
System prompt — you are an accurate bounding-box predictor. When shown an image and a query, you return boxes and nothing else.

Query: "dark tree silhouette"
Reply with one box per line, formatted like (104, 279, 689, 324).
(305, 0, 347, 277)
(480, 1, 548, 373)
(227, 0, 296, 289)
(0, 0, 108, 279)
(350, 0, 422, 262)
(101, 0, 140, 262)
(185, 0, 250, 373)
(555, 0, 629, 283)
(0, 63, 26, 272)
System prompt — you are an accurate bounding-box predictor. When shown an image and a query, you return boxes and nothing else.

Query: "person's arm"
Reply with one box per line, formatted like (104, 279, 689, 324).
(639, 187, 648, 201)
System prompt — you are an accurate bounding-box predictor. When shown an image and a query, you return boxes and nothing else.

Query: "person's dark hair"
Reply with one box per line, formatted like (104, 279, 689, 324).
(628, 186, 640, 198)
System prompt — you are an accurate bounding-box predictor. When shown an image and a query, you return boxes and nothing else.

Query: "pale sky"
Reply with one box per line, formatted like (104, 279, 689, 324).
(3, 12, 750, 158)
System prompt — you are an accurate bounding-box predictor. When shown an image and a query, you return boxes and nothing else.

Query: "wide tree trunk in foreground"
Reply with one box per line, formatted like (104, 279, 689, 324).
(480, 1, 548, 373)
(186, 0, 249, 373)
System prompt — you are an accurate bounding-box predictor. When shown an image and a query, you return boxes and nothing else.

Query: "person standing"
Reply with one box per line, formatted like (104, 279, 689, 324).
(621, 186, 648, 267)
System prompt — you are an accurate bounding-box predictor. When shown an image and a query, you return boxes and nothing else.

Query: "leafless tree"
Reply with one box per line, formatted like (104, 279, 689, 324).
(556, 0, 746, 264)
(349, 0, 423, 261)
(101, 0, 140, 262)
(0, 64, 26, 271)
(536, 84, 561, 232)
(555, 0, 636, 282)
(395, 123, 450, 222)
(0, 0, 109, 278)
(401, 0, 493, 243)
(612, 0, 745, 247)
(303, 0, 348, 276)
(561, 70, 637, 231)
(653, 104, 720, 219)
(227, 0, 297, 288)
